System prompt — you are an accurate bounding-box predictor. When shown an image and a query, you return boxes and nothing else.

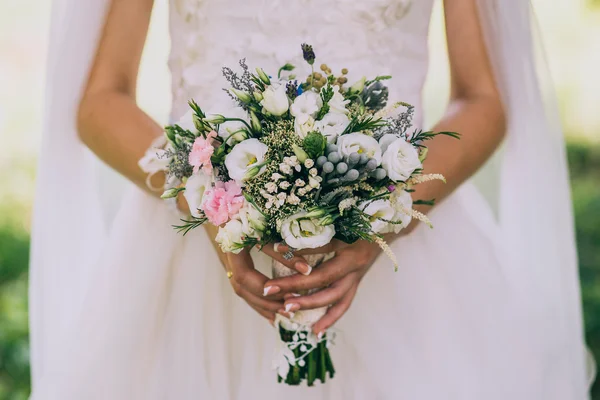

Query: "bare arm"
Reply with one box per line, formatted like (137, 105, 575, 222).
(262, 0, 507, 333)
(77, 0, 165, 192)
(408, 0, 505, 213)
(77, 0, 281, 320)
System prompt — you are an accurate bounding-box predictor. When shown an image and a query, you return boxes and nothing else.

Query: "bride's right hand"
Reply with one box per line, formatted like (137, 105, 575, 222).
(225, 250, 285, 324)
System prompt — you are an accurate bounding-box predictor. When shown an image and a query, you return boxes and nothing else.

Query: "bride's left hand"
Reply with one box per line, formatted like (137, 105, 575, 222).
(261, 240, 382, 334)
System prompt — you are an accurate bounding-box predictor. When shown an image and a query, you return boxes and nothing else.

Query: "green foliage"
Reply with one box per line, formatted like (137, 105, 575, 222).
(0, 223, 31, 400)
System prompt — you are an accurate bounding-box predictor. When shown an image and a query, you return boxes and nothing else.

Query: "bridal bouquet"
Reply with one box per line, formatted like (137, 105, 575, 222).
(142, 44, 457, 386)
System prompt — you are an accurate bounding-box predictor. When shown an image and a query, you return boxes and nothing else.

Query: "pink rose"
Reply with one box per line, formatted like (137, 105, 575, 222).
(201, 180, 244, 226)
(189, 130, 217, 175)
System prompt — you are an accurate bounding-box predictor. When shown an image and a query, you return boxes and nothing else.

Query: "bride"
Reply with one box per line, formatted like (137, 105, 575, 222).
(30, 0, 591, 398)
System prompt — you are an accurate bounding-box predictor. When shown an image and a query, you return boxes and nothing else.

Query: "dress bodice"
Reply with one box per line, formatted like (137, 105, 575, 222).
(168, 0, 436, 125)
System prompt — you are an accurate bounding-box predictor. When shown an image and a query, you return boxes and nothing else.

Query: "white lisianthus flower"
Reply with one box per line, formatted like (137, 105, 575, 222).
(336, 133, 382, 164)
(260, 83, 290, 116)
(215, 219, 246, 254)
(183, 172, 212, 219)
(214, 107, 250, 145)
(327, 86, 350, 114)
(294, 116, 315, 139)
(175, 109, 197, 132)
(390, 189, 413, 233)
(381, 138, 422, 181)
(225, 138, 269, 182)
(280, 211, 336, 250)
(360, 199, 396, 234)
(238, 203, 267, 238)
(290, 91, 322, 124)
(315, 112, 350, 143)
(138, 141, 172, 175)
(378, 134, 398, 154)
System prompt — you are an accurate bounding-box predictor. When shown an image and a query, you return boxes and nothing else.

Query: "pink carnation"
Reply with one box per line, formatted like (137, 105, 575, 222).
(189, 130, 217, 175)
(201, 180, 244, 226)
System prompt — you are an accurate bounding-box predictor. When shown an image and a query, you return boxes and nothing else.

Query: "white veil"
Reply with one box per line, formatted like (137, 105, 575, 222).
(476, 0, 591, 392)
(29, 0, 111, 388)
(30, 0, 591, 395)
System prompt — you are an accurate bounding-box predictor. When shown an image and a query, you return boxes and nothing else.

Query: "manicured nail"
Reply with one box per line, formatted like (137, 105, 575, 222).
(295, 261, 312, 276)
(283, 293, 302, 300)
(317, 331, 324, 340)
(263, 286, 280, 296)
(274, 242, 289, 253)
(285, 303, 300, 312)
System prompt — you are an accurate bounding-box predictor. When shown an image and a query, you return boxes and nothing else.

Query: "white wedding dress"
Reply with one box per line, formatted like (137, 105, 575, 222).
(30, 0, 591, 399)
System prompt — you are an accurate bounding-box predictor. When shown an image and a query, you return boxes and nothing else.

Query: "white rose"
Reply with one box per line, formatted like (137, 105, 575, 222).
(280, 211, 336, 250)
(315, 112, 350, 143)
(225, 138, 269, 182)
(336, 133, 382, 164)
(381, 138, 422, 181)
(215, 219, 246, 254)
(327, 86, 350, 114)
(390, 189, 413, 233)
(238, 203, 267, 238)
(183, 172, 212, 219)
(294, 116, 315, 139)
(360, 199, 396, 234)
(290, 91, 322, 124)
(260, 84, 290, 116)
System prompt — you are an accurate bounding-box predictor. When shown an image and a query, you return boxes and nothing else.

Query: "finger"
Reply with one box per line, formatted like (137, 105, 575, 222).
(283, 273, 356, 311)
(251, 305, 276, 324)
(259, 244, 312, 276)
(232, 281, 284, 313)
(312, 283, 358, 334)
(264, 253, 356, 294)
(228, 251, 274, 297)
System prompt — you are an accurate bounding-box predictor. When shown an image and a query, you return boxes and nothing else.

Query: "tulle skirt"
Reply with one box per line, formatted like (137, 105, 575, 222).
(31, 182, 583, 399)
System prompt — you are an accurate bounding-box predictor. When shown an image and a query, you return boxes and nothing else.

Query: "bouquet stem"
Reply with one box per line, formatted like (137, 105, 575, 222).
(272, 253, 336, 386)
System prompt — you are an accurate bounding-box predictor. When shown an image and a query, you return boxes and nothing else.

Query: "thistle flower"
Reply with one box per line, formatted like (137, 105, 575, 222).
(301, 43, 316, 65)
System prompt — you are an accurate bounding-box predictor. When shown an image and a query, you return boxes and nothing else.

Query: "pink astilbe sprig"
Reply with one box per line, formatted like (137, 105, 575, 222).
(189, 130, 218, 175)
(201, 180, 245, 226)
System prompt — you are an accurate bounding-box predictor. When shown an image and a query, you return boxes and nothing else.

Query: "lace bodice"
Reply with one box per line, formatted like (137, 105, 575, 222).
(168, 0, 435, 126)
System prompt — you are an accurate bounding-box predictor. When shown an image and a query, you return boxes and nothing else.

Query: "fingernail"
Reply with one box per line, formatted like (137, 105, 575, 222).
(283, 293, 301, 300)
(317, 331, 324, 340)
(284, 303, 300, 312)
(274, 242, 289, 253)
(295, 261, 312, 276)
(263, 286, 280, 296)
(288, 312, 295, 319)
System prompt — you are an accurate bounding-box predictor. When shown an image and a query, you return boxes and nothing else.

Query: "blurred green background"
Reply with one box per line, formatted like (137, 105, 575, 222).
(0, 0, 599, 399)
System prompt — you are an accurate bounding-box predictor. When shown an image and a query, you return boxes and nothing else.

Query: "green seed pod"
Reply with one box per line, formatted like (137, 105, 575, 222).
(326, 144, 338, 154)
(322, 162, 334, 174)
(327, 152, 341, 164)
(345, 169, 360, 181)
(336, 162, 348, 175)
(316, 155, 328, 167)
(371, 168, 387, 180)
(365, 159, 378, 172)
(347, 152, 360, 168)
